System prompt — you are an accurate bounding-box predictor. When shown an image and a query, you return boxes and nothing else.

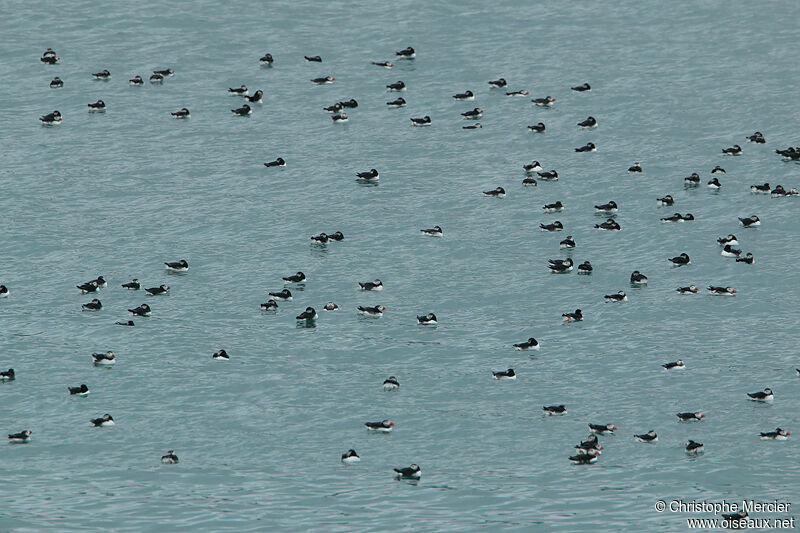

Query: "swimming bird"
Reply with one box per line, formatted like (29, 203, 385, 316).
(324, 103, 342, 113)
(91, 414, 114, 427)
(484, 187, 506, 197)
(747, 388, 773, 402)
(323, 302, 339, 311)
(0, 369, 15, 381)
(562, 309, 582, 322)
(129, 75, 144, 86)
(268, 289, 292, 301)
(712, 165, 726, 173)
(723, 511, 748, 522)
(488, 78, 507, 88)
(260, 300, 278, 310)
(417, 313, 437, 324)
(50, 77, 63, 88)
(663, 360, 685, 370)
(594, 219, 620, 230)
(356, 169, 379, 180)
(231, 104, 252, 115)
(717, 234, 738, 246)
(68, 384, 90, 396)
(523, 161, 542, 173)
(394, 464, 421, 479)
(82, 299, 102, 311)
(128, 303, 151, 316)
(410, 116, 431, 126)
(505, 90, 529, 96)
(543, 405, 567, 415)
(684, 173, 700, 186)
(760, 428, 790, 440)
(537, 170, 559, 180)
(171, 108, 190, 118)
(153, 68, 174, 77)
(121, 279, 140, 290)
(371, 61, 393, 68)
(522, 175, 538, 186)
(245, 90, 263, 103)
(41, 49, 59, 63)
(575, 142, 596, 152)
(676, 286, 699, 294)
(722, 144, 742, 156)
(577, 116, 597, 128)
(386, 80, 406, 91)
(604, 291, 627, 302)
(296, 307, 318, 320)
(544, 201, 564, 212)
(668, 253, 691, 266)
(311, 233, 329, 243)
(386, 97, 406, 107)
(383, 377, 400, 391)
(513, 338, 539, 351)
(628, 162, 642, 173)
(40, 110, 62, 125)
(161, 451, 179, 464)
(575, 434, 603, 453)
(395, 46, 415, 58)
(212, 349, 229, 360)
(283, 272, 306, 283)
(264, 158, 286, 167)
(589, 423, 617, 434)
(145, 284, 170, 295)
(577, 261, 592, 274)
(115, 321, 134, 326)
(634, 430, 658, 442)
(657, 195, 674, 206)
(304, 55, 321, 62)
(540, 221, 563, 231)
(548, 258, 573, 273)
(0, 285, 8, 297)
(528, 122, 546, 133)
(8, 430, 32, 443)
(92, 69, 111, 80)
(532, 96, 556, 106)
(630, 271, 648, 284)
(461, 108, 483, 119)
(594, 200, 618, 212)
(365, 420, 394, 432)
(571, 83, 591, 91)
(165, 259, 189, 271)
(359, 280, 383, 291)
(736, 253, 754, 264)
(339, 99, 358, 108)
(341, 450, 360, 464)
(358, 305, 387, 317)
(150, 73, 164, 83)
(559, 235, 575, 248)
(738, 215, 760, 227)
(260, 53, 274, 65)
(707, 177, 721, 189)
(463, 123, 482, 129)
(77, 281, 99, 293)
(569, 449, 600, 464)
(685, 440, 704, 454)
(91, 352, 116, 365)
(453, 90, 474, 100)
(746, 131, 765, 143)
(421, 226, 442, 237)
(721, 245, 742, 258)
(312, 76, 335, 85)
(660, 213, 685, 222)
(228, 84, 248, 95)
(331, 113, 348, 122)
(492, 369, 516, 380)
(707, 286, 736, 296)
(329, 231, 344, 241)
(677, 412, 705, 421)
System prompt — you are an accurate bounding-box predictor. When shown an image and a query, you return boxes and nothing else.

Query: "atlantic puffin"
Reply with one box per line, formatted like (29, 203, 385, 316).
(365, 420, 394, 432)
(513, 338, 539, 351)
(417, 313, 437, 324)
(341, 450, 360, 464)
(492, 368, 516, 380)
(91, 414, 114, 426)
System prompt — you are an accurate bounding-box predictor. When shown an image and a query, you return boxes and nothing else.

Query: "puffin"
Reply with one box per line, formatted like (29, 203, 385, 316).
(571, 83, 591, 92)
(128, 303, 152, 316)
(662, 360, 685, 370)
(359, 280, 383, 291)
(165, 259, 189, 271)
(283, 272, 306, 283)
(82, 299, 102, 311)
(747, 388, 774, 402)
(543, 405, 567, 416)
(417, 313, 437, 324)
(513, 338, 539, 351)
(145, 284, 170, 295)
(677, 412, 706, 422)
(358, 305, 387, 317)
(394, 464, 421, 479)
(8, 430, 32, 443)
(562, 309, 582, 322)
(420, 226, 443, 237)
(341, 450, 360, 464)
(296, 307, 318, 320)
(161, 451, 179, 464)
(634, 430, 658, 443)
(91, 414, 115, 427)
(604, 291, 627, 302)
(365, 420, 394, 432)
(492, 369, 516, 380)
(395, 46, 416, 58)
(383, 377, 400, 391)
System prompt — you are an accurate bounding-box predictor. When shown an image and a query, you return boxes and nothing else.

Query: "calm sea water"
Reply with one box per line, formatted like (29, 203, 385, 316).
(1, 1, 798, 531)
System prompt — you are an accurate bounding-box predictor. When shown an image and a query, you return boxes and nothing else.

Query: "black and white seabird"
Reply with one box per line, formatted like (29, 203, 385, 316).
(677, 412, 705, 421)
(359, 279, 383, 291)
(161, 451, 179, 464)
(707, 177, 722, 189)
(575, 142, 596, 152)
(721, 245, 742, 258)
(685, 440, 704, 454)
(331, 112, 348, 122)
(760, 428, 790, 440)
(676, 285, 699, 294)
(296, 307, 318, 320)
(323, 302, 339, 311)
(421, 226, 443, 237)
(532, 96, 556, 106)
(128, 303, 152, 316)
(115, 321, 134, 326)
(383, 376, 400, 391)
(577, 116, 597, 128)
(559, 236, 575, 249)
(371, 61, 394, 68)
(712, 165, 726, 174)
(395, 46, 416, 58)
(684, 173, 700, 185)
(228, 84, 248, 95)
(8, 430, 32, 443)
(544, 201, 564, 212)
(0, 369, 15, 381)
(594, 218, 620, 230)
(121, 279, 140, 290)
(304, 55, 322, 62)
(594, 200, 618, 212)
(40, 110, 62, 125)
(311, 233, 329, 243)
(145, 284, 170, 295)
(492, 368, 516, 380)
(548, 258, 573, 273)
(463, 123, 482, 129)
(738, 215, 760, 227)
(630, 271, 648, 284)
(283, 272, 306, 283)
(543, 405, 567, 415)
(707, 286, 736, 296)
(747, 388, 774, 402)
(569, 449, 600, 464)
(410, 116, 431, 126)
(339, 99, 358, 108)
(260, 299, 278, 310)
(657, 195, 674, 206)
(0, 285, 8, 298)
(394, 464, 421, 479)
(461, 108, 483, 119)
(165, 259, 189, 271)
(92, 69, 111, 80)
(77, 281, 99, 293)
(604, 291, 627, 302)
(153, 68, 174, 77)
(746, 131, 765, 143)
(528, 122, 546, 133)
(231, 104, 252, 116)
(150, 73, 164, 83)
(68, 384, 90, 396)
(663, 360, 685, 370)
(523, 161, 542, 173)
(82, 298, 102, 311)
(386, 97, 406, 107)
(341, 449, 360, 464)
(212, 349, 229, 360)
(129, 75, 144, 86)
(171, 108, 190, 118)
(50, 77, 63, 88)
(365, 419, 394, 432)
(91, 351, 116, 365)
(513, 337, 539, 351)
(571, 83, 591, 92)
(260, 53, 274, 65)
(722, 144, 742, 156)
(245, 90, 263, 103)
(634, 430, 658, 442)
(453, 90, 474, 100)
(91, 414, 115, 426)
(484, 187, 506, 197)
(589, 423, 617, 434)
(268, 289, 292, 301)
(717, 234, 738, 246)
(312, 76, 335, 84)
(356, 169, 379, 180)
(324, 103, 342, 113)
(386, 80, 406, 91)
(540, 221, 564, 231)
(562, 309, 582, 322)
(264, 157, 286, 167)
(668, 253, 691, 266)
(577, 261, 592, 274)
(488, 78, 507, 88)
(358, 305, 387, 317)
(628, 162, 642, 173)
(736, 253, 754, 264)
(417, 313, 437, 324)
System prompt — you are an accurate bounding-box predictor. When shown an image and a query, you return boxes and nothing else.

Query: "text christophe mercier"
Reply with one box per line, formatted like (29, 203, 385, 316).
(659, 500, 790, 515)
